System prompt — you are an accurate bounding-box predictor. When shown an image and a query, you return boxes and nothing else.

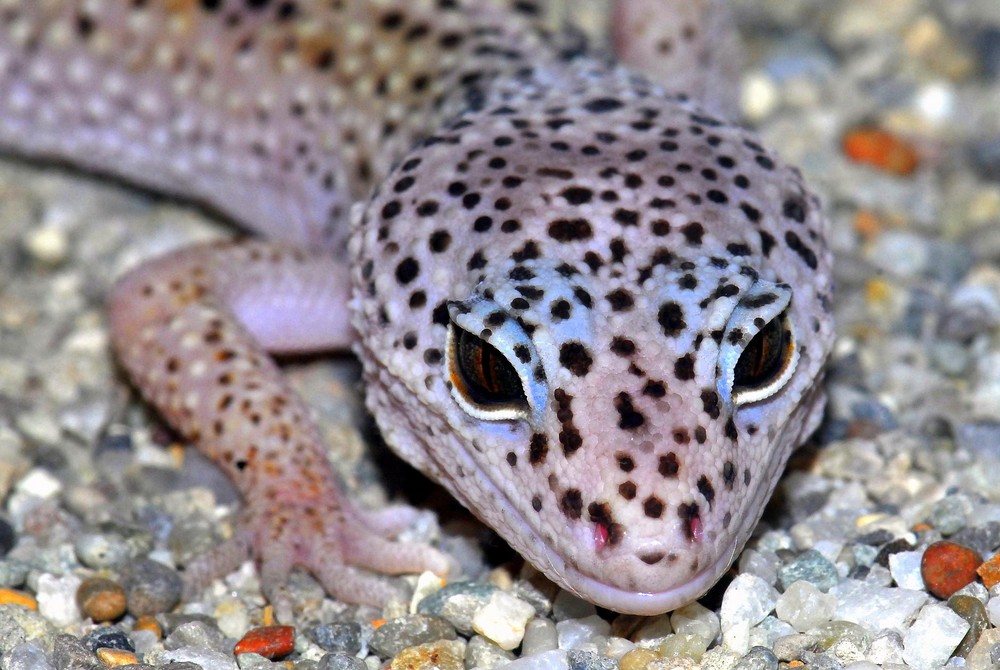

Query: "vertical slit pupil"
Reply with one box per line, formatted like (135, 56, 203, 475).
(733, 314, 791, 391)
(454, 327, 526, 408)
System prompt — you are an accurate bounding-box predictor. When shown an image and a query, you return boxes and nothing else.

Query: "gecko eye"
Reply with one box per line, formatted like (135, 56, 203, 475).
(731, 310, 797, 404)
(446, 324, 529, 419)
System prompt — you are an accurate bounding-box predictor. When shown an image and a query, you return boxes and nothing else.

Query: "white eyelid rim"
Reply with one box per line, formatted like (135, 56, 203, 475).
(444, 322, 533, 422)
(731, 315, 799, 406)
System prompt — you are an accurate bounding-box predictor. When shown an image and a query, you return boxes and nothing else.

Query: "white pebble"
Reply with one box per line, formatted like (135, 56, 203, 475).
(472, 591, 536, 651)
(522, 618, 558, 656)
(720, 573, 778, 652)
(36, 572, 82, 628)
(555, 615, 610, 650)
(887, 550, 925, 590)
(23, 226, 68, 265)
(15, 467, 63, 499)
(500, 649, 568, 670)
(775, 581, 837, 632)
(902, 603, 969, 669)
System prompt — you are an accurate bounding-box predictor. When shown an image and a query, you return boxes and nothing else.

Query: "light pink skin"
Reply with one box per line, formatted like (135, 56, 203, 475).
(0, 1, 833, 616)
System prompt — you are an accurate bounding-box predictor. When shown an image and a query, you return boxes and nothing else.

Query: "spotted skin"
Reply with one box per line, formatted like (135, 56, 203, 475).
(0, 1, 834, 615)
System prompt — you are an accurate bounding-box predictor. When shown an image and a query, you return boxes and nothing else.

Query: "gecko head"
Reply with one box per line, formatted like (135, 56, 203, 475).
(351, 84, 834, 613)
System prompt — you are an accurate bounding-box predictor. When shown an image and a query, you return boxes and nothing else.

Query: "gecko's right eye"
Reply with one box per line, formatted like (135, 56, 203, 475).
(446, 324, 530, 420)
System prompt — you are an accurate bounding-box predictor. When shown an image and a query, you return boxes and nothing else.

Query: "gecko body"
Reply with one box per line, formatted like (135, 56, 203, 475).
(0, 0, 834, 615)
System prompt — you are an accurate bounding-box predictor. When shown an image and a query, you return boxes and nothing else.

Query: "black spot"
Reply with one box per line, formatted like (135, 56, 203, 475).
(559, 342, 593, 377)
(616, 453, 634, 472)
(409, 291, 426, 309)
(674, 354, 695, 380)
(614, 392, 645, 430)
(429, 230, 452, 253)
(659, 453, 679, 477)
(573, 287, 593, 308)
(785, 231, 819, 269)
(613, 208, 639, 226)
(548, 218, 593, 242)
(618, 481, 637, 500)
(510, 297, 530, 311)
(395, 258, 419, 284)
(707, 189, 728, 204)
(739, 202, 761, 223)
(643, 496, 664, 518)
(584, 97, 624, 113)
(550, 299, 572, 321)
(658, 302, 686, 337)
(423, 348, 442, 365)
(393, 175, 415, 193)
(759, 230, 776, 256)
(513, 345, 531, 363)
(561, 187, 593, 205)
(726, 242, 751, 256)
(416, 200, 439, 216)
(509, 266, 535, 280)
(755, 155, 775, 170)
(681, 222, 704, 244)
(697, 476, 715, 507)
(473, 216, 493, 232)
(642, 380, 666, 398)
(783, 196, 807, 222)
(610, 337, 635, 356)
(432, 302, 449, 325)
(529, 433, 548, 465)
(511, 241, 540, 262)
(561, 489, 583, 519)
(467, 251, 487, 270)
(532, 496, 542, 511)
(605, 289, 634, 311)
(723, 461, 736, 488)
(381, 200, 402, 219)
(700, 390, 721, 419)
(486, 311, 506, 326)
(651, 219, 671, 236)
(506, 452, 517, 467)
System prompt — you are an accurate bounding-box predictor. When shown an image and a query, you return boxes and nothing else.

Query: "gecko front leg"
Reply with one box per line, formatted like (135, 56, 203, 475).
(108, 239, 449, 615)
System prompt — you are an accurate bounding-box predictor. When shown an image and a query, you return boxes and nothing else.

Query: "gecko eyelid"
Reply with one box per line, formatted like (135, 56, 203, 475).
(731, 309, 798, 405)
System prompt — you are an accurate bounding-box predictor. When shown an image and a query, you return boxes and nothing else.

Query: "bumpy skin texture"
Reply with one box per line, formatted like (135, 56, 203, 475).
(0, 0, 834, 615)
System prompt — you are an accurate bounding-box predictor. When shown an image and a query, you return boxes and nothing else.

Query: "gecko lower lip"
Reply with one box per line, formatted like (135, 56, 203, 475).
(558, 544, 737, 615)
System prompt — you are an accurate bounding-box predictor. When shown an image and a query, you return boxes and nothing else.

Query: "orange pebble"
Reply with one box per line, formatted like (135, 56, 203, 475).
(921, 541, 981, 599)
(0, 588, 37, 610)
(976, 552, 1000, 589)
(234, 625, 295, 659)
(134, 615, 163, 639)
(843, 127, 920, 176)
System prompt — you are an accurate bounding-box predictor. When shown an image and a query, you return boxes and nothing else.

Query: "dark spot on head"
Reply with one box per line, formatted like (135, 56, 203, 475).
(559, 342, 593, 377)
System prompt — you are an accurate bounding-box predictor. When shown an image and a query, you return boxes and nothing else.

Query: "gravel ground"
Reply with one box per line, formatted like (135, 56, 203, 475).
(3, 0, 1000, 668)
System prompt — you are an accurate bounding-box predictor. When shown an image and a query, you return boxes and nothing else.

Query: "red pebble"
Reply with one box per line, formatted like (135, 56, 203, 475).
(920, 541, 982, 599)
(233, 625, 295, 659)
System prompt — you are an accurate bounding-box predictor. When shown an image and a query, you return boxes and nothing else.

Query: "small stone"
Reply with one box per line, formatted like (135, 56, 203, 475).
(36, 572, 83, 627)
(522, 617, 559, 655)
(472, 590, 536, 650)
(233, 625, 295, 660)
(82, 626, 135, 652)
(120, 557, 183, 616)
(619, 647, 658, 670)
(465, 635, 515, 670)
(2, 640, 56, 670)
(948, 594, 989, 658)
(94, 647, 140, 667)
(775, 581, 837, 632)
(134, 615, 163, 639)
(74, 532, 133, 569)
(887, 550, 925, 590)
(502, 649, 569, 670)
(902, 603, 970, 668)
(842, 126, 920, 176)
(567, 649, 616, 670)
(310, 622, 364, 655)
(0, 588, 37, 610)
(76, 576, 127, 622)
(23, 226, 68, 266)
(390, 639, 465, 670)
(976, 550, 1000, 589)
(831, 579, 928, 632)
(670, 602, 720, 644)
(778, 550, 839, 592)
(317, 652, 368, 670)
(555, 615, 611, 650)
(720, 574, 779, 653)
(52, 634, 102, 670)
(867, 630, 905, 665)
(921, 541, 982, 599)
(735, 646, 778, 670)
(369, 614, 456, 659)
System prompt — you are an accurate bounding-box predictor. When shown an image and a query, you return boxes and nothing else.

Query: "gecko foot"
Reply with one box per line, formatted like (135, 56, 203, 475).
(181, 495, 451, 618)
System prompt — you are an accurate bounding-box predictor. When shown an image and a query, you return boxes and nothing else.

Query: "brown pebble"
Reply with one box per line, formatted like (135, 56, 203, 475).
(133, 614, 163, 639)
(233, 625, 295, 659)
(921, 541, 982, 599)
(76, 577, 127, 622)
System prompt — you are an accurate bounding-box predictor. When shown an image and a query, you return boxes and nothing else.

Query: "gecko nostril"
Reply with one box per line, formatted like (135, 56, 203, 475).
(639, 552, 665, 565)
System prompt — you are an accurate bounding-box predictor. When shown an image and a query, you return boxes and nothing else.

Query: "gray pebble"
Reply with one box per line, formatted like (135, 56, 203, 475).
(799, 651, 843, 670)
(316, 652, 367, 670)
(778, 550, 839, 592)
(0, 558, 30, 588)
(369, 614, 456, 659)
(568, 649, 618, 670)
(52, 634, 103, 670)
(416, 580, 497, 617)
(164, 621, 231, 655)
(928, 496, 970, 536)
(2, 641, 56, 670)
(75, 532, 133, 569)
(120, 557, 183, 617)
(951, 522, 1000, 556)
(465, 635, 516, 670)
(310, 622, 364, 655)
(0, 603, 57, 655)
(735, 646, 779, 670)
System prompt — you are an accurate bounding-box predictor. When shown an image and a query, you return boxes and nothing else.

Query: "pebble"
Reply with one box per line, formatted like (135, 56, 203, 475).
(36, 572, 82, 627)
(774, 581, 837, 632)
(2, 640, 56, 670)
(522, 617, 559, 656)
(0, 588, 37, 610)
(76, 576, 127, 622)
(976, 549, 1000, 589)
(389, 639, 465, 670)
(94, 647, 141, 667)
(842, 127, 920, 176)
(734, 646, 778, 670)
(310, 622, 365, 655)
(887, 550, 925, 590)
(233, 625, 295, 660)
(466, 634, 516, 669)
(777, 550, 839, 592)
(555, 615, 611, 650)
(949, 594, 989, 657)
(921, 540, 982, 599)
(472, 590, 537, 650)
(120, 557, 183, 616)
(369, 614, 457, 659)
(720, 574, 779, 653)
(567, 649, 617, 670)
(82, 626, 135, 652)
(830, 580, 928, 632)
(316, 652, 368, 670)
(902, 603, 970, 668)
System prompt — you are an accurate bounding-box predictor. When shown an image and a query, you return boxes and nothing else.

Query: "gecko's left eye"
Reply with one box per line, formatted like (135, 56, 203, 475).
(731, 309, 797, 405)
(446, 323, 530, 420)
